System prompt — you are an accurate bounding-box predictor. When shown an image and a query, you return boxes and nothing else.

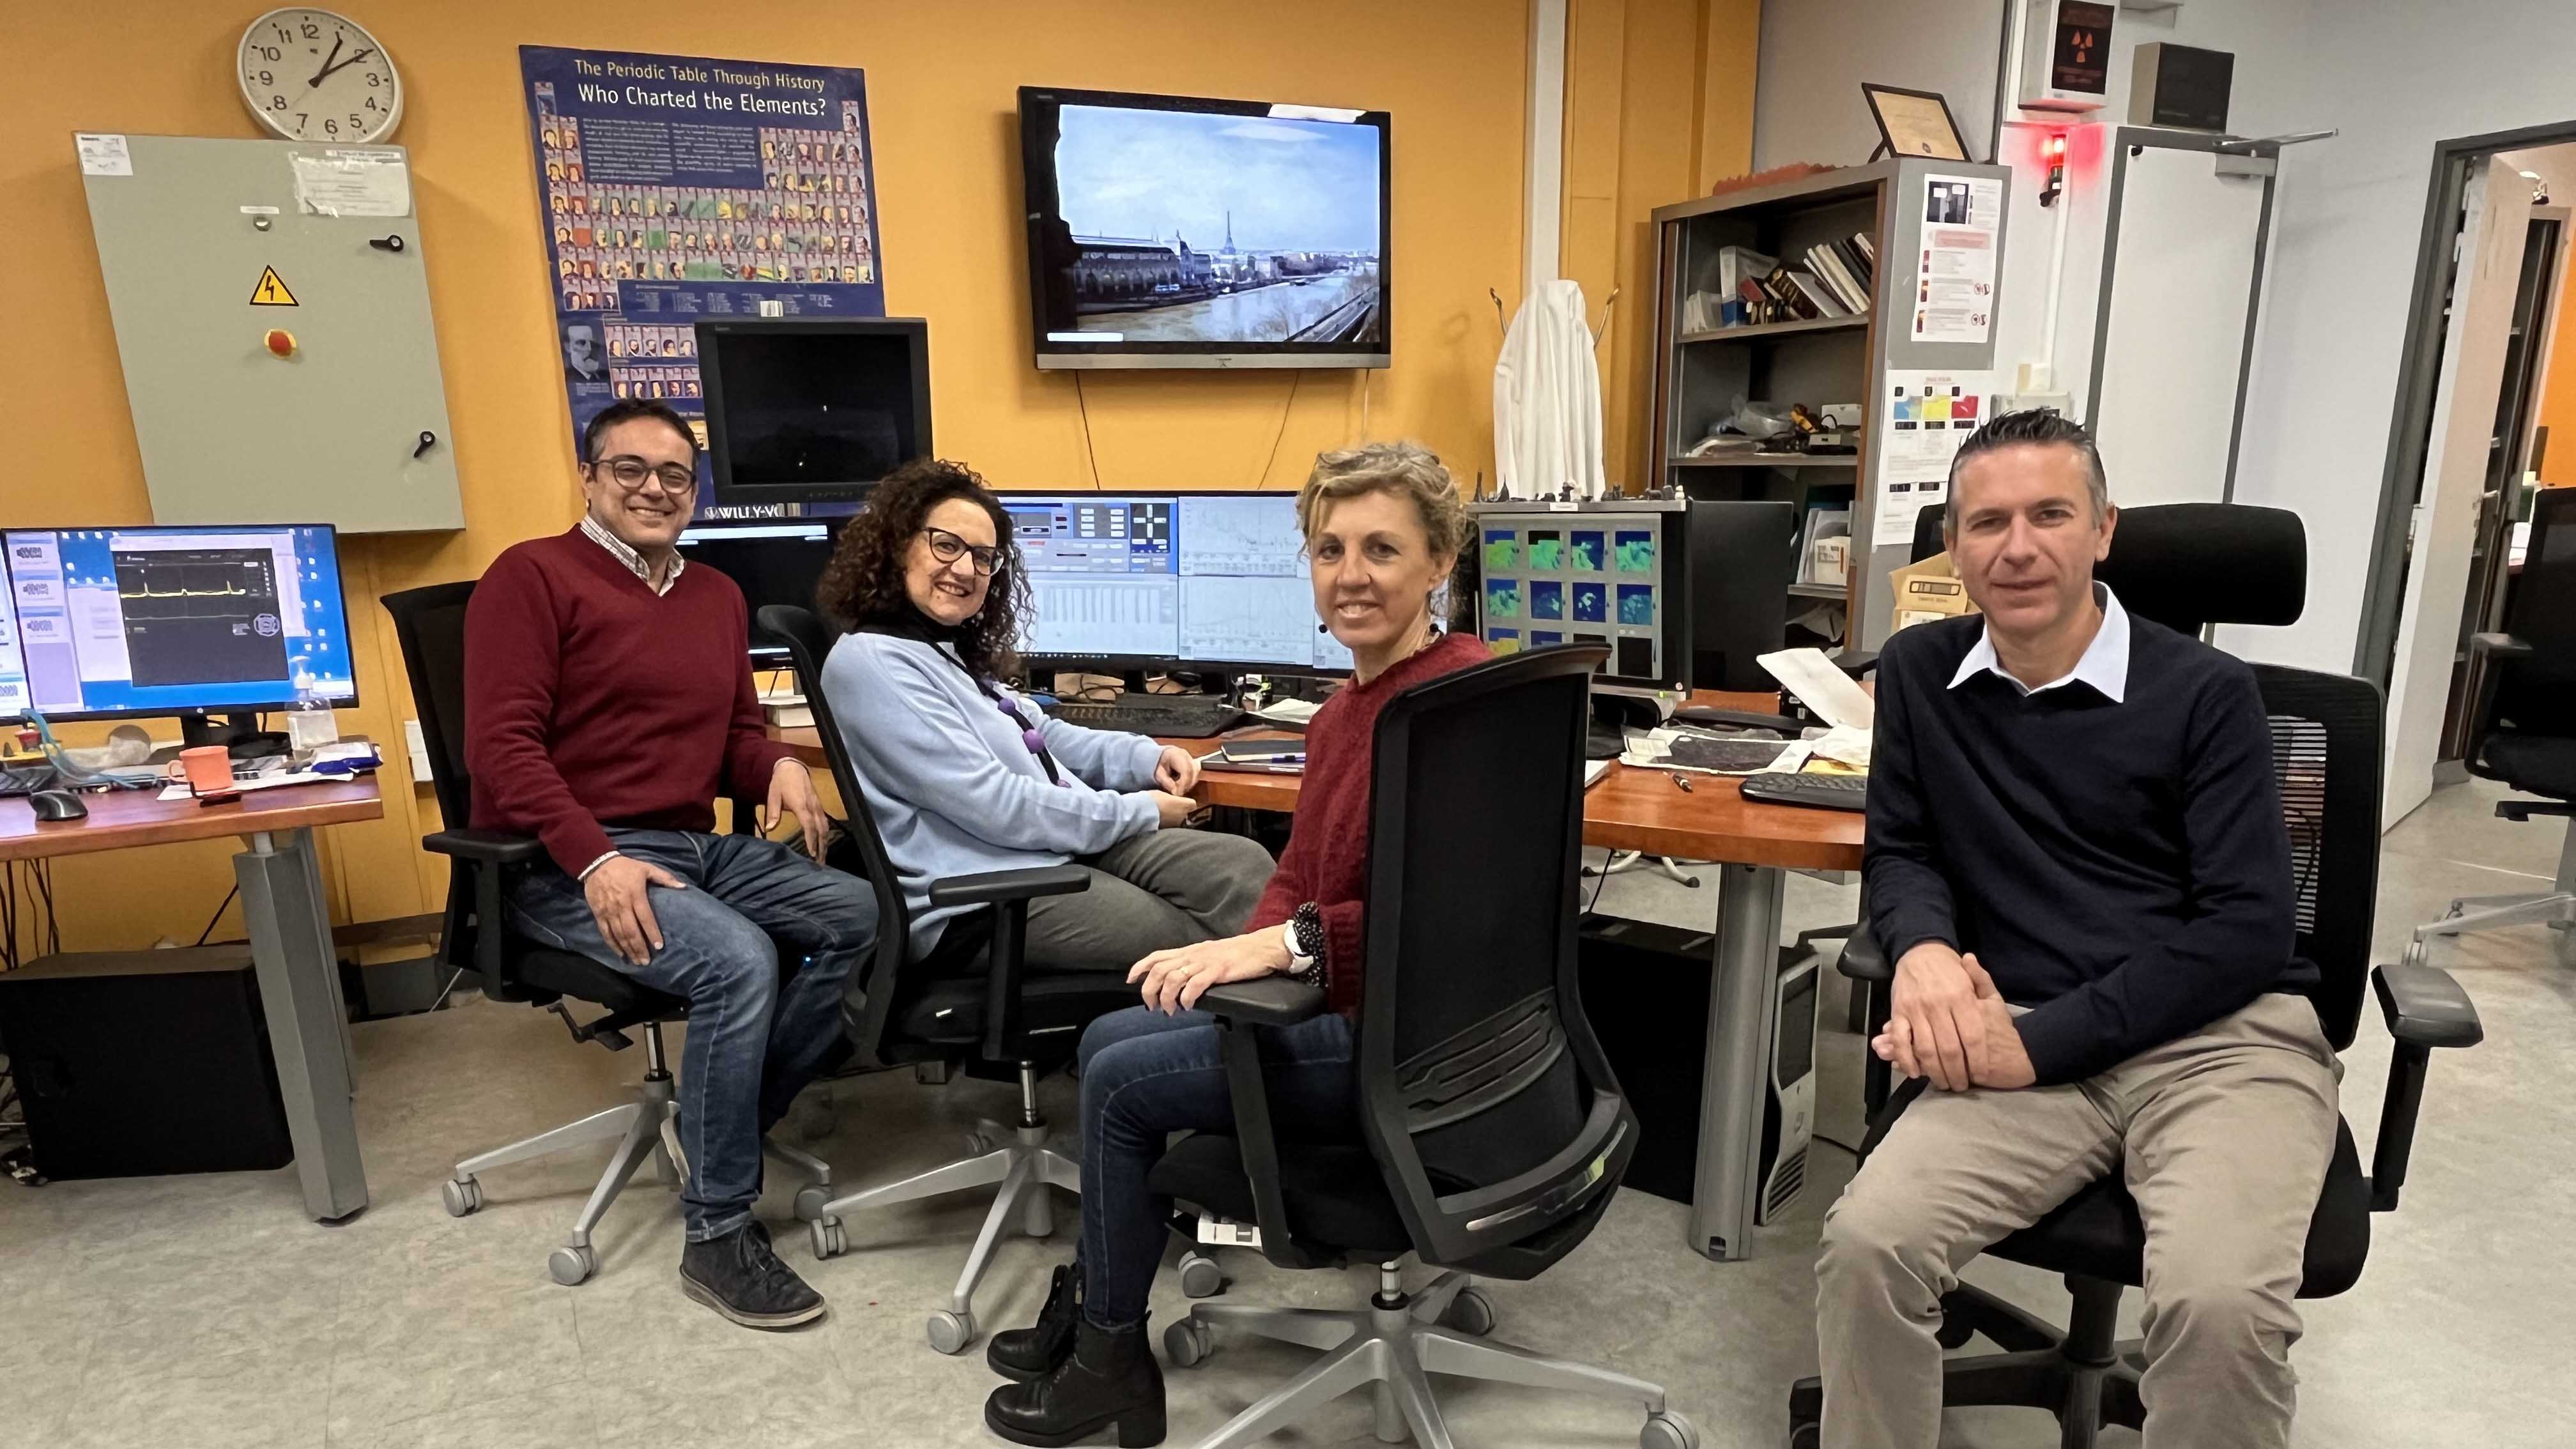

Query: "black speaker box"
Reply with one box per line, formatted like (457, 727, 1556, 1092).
(1577, 914, 1713, 1204)
(0, 945, 295, 1179)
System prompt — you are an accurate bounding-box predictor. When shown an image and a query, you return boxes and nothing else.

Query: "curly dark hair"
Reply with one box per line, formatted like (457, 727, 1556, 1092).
(815, 457, 1032, 679)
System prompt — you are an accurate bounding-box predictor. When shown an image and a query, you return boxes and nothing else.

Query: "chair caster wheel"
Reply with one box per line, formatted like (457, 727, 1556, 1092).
(1934, 1315, 1975, 1349)
(927, 1309, 975, 1354)
(1786, 1424, 1819, 1449)
(793, 1184, 831, 1222)
(548, 1244, 595, 1286)
(1439, 1287, 1495, 1337)
(2402, 939, 2430, 967)
(1642, 1408, 1699, 1449)
(809, 1216, 847, 1259)
(441, 1177, 482, 1217)
(966, 1131, 997, 1156)
(1177, 1251, 1225, 1299)
(1164, 1319, 1212, 1369)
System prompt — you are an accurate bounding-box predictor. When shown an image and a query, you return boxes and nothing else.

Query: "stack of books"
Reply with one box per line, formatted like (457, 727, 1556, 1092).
(1699, 233, 1878, 328)
(1800, 232, 1877, 315)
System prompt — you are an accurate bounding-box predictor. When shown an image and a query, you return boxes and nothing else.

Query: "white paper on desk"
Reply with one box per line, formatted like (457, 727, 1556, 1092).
(157, 769, 341, 801)
(1807, 724, 1873, 771)
(1758, 647, 1875, 730)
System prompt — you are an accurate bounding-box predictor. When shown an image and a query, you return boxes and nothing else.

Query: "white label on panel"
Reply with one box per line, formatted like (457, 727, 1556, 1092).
(76, 133, 132, 176)
(289, 148, 412, 217)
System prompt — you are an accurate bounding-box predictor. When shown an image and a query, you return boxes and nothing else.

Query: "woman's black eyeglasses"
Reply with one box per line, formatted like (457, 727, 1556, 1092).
(922, 526, 1003, 576)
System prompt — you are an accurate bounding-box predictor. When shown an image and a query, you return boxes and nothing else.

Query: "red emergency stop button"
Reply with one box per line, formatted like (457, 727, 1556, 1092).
(265, 329, 296, 357)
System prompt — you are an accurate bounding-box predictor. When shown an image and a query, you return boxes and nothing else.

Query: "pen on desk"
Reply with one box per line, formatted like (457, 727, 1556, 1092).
(1668, 771, 1694, 793)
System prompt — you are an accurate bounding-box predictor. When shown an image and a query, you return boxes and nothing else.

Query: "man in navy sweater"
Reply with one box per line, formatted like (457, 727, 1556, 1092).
(468, 398, 875, 1330)
(1814, 411, 2338, 1449)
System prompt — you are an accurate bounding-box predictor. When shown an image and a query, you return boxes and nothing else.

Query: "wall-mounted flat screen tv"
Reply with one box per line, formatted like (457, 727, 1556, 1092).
(1020, 86, 1390, 371)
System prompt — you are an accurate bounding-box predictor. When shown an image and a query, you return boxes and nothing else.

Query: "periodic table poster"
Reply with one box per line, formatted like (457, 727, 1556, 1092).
(519, 45, 887, 484)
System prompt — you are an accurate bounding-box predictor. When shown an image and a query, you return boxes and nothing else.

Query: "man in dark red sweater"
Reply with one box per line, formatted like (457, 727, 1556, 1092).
(466, 398, 875, 1330)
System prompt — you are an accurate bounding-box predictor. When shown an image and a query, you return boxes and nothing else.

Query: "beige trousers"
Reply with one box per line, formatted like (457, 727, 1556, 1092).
(1814, 992, 2341, 1449)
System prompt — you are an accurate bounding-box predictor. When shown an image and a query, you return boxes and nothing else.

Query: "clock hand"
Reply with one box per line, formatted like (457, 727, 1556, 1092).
(305, 34, 345, 89)
(312, 47, 376, 88)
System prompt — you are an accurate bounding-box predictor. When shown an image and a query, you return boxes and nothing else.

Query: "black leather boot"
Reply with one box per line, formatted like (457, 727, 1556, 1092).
(983, 1314, 1166, 1448)
(988, 1261, 1084, 1381)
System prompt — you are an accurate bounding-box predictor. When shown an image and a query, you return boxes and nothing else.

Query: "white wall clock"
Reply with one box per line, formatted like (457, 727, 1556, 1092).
(239, 8, 404, 144)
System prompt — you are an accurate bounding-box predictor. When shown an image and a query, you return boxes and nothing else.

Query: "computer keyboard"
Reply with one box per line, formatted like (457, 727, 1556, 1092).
(1738, 770, 1867, 813)
(0, 762, 61, 799)
(1043, 694, 1250, 740)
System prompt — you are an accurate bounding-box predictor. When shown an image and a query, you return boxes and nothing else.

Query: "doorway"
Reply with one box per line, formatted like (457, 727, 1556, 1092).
(2361, 124, 2576, 827)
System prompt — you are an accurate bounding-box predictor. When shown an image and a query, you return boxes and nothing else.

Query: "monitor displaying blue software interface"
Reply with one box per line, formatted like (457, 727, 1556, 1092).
(0, 525, 356, 722)
(1002, 493, 1353, 671)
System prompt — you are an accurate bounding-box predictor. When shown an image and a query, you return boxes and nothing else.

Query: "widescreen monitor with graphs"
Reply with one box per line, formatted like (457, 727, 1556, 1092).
(1000, 492, 1353, 672)
(0, 525, 356, 723)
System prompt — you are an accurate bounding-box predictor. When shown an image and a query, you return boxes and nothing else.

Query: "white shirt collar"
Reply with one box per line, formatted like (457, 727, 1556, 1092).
(1948, 582, 2129, 703)
(580, 514, 685, 596)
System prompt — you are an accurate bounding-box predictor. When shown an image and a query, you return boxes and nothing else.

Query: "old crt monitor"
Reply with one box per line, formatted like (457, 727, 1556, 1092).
(1470, 500, 1689, 692)
(674, 521, 838, 658)
(1020, 87, 1391, 371)
(1684, 500, 1798, 693)
(696, 316, 931, 507)
(0, 525, 355, 732)
(1002, 491, 1352, 672)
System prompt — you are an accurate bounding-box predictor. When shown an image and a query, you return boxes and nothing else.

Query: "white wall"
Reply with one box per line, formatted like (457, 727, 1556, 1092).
(1753, 0, 2576, 671)
(1752, 0, 2007, 168)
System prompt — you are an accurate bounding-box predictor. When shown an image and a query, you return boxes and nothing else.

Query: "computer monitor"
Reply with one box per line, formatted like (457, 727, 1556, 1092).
(1000, 491, 1353, 673)
(0, 525, 356, 724)
(673, 521, 839, 658)
(1470, 500, 1690, 691)
(1683, 500, 1798, 692)
(696, 317, 932, 509)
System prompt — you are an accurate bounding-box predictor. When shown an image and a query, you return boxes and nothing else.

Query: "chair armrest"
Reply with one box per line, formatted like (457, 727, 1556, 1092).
(2467, 631, 2534, 662)
(928, 865, 1091, 909)
(2373, 963, 2484, 1049)
(1671, 707, 1804, 736)
(422, 829, 547, 866)
(1198, 977, 1330, 1027)
(2366, 963, 2483, 1213)
(1837, 923, 1891, 983)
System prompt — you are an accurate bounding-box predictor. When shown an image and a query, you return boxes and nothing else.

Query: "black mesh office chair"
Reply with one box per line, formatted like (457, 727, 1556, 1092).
(758, 604, 1151, 1354)
(1147, 645, 1699, 1449)
(1788, 663, 2485, 1445)
(381, 581, 834, 1287)
(2412, 484, 2576, 962)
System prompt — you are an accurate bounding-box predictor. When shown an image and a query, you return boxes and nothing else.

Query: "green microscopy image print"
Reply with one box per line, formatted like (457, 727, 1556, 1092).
(1483, 530, 1519, 572)
(1570, 531, 1604, 571)
(1614, 530, 1656, 574)
(1485, 578, 1521, 618)
(1528, 531, 1565, 570)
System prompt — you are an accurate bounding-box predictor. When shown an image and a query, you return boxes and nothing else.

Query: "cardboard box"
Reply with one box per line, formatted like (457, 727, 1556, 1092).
(1888, 552, 1978, 635)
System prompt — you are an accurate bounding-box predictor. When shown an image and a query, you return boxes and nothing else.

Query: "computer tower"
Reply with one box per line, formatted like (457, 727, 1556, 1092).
(1757, 953, 1823, 1224)
(0, 945, 295, 1179)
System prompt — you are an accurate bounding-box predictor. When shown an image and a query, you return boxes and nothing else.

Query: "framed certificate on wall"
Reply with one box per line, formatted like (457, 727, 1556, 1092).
(1862, 84, 1972, 162)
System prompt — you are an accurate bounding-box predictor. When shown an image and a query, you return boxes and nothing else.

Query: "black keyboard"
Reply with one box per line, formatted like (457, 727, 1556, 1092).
(1044, 695, 1249, 740)
(1739, 770, 1867, 813)
(0, 762, 59, 799)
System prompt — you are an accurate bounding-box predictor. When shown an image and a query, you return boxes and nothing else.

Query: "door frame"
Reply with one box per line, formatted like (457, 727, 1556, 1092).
(2357, 119, 2576, 685)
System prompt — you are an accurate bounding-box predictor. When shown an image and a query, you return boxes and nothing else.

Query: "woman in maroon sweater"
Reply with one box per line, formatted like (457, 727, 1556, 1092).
(984, 444, 1487, 1447)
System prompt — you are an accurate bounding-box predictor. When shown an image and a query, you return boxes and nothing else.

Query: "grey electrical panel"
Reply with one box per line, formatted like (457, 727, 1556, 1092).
(79, 135, 463, 533)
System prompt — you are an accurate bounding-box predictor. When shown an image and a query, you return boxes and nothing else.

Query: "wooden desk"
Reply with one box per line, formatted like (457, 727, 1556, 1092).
(1, 779, 385, 1222)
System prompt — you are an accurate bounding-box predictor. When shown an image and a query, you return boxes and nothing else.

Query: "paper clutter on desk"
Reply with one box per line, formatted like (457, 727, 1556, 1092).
(1758, 647, 1874, 730)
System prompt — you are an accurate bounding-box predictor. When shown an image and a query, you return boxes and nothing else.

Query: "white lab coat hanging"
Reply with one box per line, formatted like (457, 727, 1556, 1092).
(1492, 279, 1606, 500)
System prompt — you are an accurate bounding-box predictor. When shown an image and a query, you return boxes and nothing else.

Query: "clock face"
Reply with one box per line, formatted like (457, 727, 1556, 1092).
(238, 8, 402, 144)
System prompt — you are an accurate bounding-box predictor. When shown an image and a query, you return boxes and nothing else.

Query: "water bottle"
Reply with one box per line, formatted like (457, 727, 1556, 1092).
(285, 658, 340, 756)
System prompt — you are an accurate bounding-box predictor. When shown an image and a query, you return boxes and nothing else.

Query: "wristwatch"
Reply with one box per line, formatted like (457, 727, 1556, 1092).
(1280, 901, 1327, 988)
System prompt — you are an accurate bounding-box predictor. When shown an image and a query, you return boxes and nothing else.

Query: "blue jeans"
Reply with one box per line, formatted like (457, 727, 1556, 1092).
(1073, 1004, 1359, 1329)
(510, 828, 877, 1241)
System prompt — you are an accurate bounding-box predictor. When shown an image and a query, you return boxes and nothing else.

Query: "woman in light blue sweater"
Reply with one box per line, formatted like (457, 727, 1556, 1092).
(814, 460, 1273, 970)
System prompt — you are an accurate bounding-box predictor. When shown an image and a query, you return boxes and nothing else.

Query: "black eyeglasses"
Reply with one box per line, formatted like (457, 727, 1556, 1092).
(922, 526, 1003, 576)
(595, 455, 698, 495)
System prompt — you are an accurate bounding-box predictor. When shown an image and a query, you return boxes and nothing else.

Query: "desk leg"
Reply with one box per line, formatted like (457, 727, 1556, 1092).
(1687, 862, 1784, 1262)
(237, 827, 369, 1222)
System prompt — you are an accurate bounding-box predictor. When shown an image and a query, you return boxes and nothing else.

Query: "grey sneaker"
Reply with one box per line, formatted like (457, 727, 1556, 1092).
(680, 1222, 826, 1329)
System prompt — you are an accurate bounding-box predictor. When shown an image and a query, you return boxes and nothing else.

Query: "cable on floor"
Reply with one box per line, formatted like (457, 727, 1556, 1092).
(195, 884, 240, 948)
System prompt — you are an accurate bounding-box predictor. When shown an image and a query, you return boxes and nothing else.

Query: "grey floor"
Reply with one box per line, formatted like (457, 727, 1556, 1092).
(4, 778, 2569, 1449)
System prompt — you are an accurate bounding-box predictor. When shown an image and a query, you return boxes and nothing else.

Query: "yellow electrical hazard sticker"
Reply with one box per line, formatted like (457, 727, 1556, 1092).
(249, 266, 298, 306)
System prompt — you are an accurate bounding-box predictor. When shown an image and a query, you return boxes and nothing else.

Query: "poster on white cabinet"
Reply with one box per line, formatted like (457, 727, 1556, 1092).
(1872, 370, 1995, 548)
(1910, 174, 2000, 344)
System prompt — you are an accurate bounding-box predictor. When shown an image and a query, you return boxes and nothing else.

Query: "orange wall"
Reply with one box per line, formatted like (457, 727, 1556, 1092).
(2537, 246, 2576, 486)
(1, 0, 1530, 953)
(1560, 0, 1759, 489)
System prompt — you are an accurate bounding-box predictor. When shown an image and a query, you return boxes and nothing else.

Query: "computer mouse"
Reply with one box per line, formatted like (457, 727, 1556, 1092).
(27, 789, 88, 822)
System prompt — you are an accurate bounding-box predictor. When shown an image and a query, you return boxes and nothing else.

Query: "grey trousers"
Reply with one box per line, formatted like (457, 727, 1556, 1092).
(1022, 827, 1275, 973)
(1816, 992, 2342, 1449)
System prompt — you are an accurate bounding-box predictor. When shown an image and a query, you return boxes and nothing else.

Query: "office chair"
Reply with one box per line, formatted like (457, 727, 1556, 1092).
(2412, 484, 2576, 963)
(758, 604, 1151, 1354)
(1151, 645, 1699, 1449)
(1790, 662, 2483, 1446)
(381, 581, 834, 1286)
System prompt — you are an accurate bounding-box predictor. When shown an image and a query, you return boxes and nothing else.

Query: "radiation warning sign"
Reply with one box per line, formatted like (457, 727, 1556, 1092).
(249, 266, 298, 306)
